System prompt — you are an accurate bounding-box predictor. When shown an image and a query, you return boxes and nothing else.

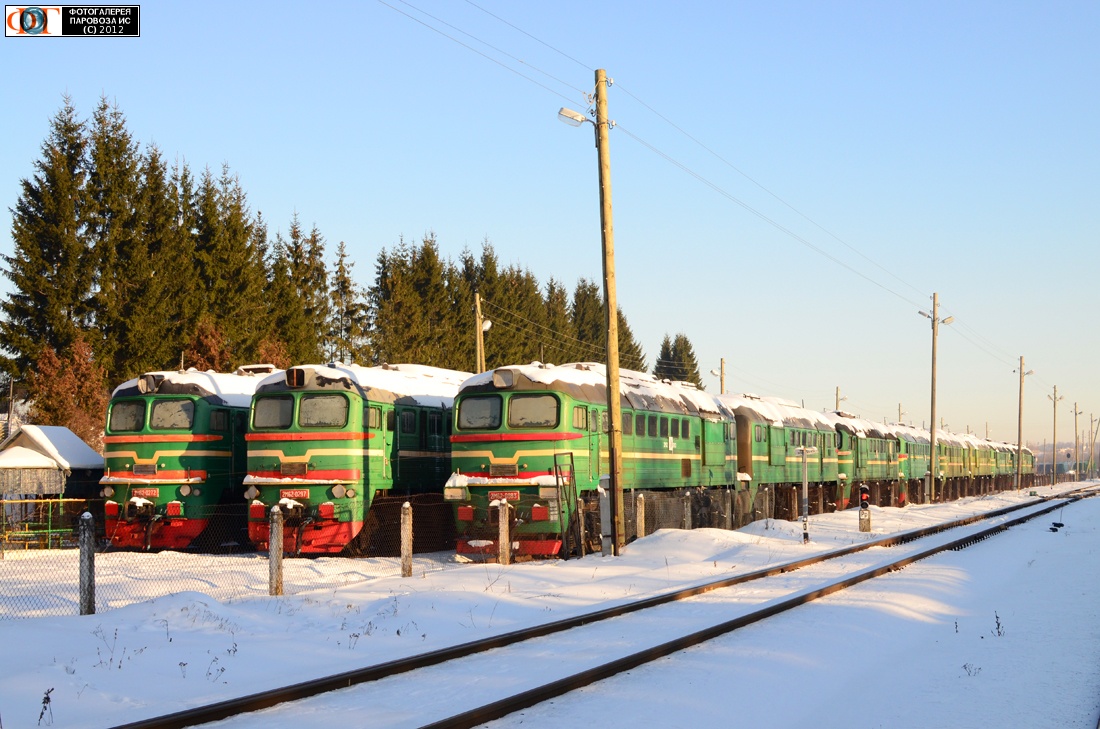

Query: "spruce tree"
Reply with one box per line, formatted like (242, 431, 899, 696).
(125, 146, 201, 374)
(487, 264, 545, 366)
(571, 278, 605, 363)
(192, 166, 264, 359)
(407, 233, 449, 366)
(85, 96, 143, 380)
(443, 251, 476, 372)
(653, 333, 702, 385)
(265, 228, 315, 364)
(328, 241, 370, 364)
(542, 277, 574, 364)
(653, 334, 676, 381)
(1, 96, 93, 377)
(617, 308, 647, 372)
(368, 238, 418, 365)
(303, 224, 331, 357)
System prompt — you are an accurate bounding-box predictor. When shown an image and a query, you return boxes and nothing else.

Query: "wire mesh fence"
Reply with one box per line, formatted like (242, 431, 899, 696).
(4, 488, 780, 619)
(0, 498, 468, 620)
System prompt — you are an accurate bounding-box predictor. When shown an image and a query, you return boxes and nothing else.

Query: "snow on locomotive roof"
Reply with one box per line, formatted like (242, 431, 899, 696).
(111, 365, 281, 408)
(461, 362, 725, 417)
(716, 393, 836, 431)
(461, 363, 1034, 454)
(259, 363, 472, 407)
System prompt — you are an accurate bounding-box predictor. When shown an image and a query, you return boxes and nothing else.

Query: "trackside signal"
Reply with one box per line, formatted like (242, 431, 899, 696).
(858, 485, 871, 532)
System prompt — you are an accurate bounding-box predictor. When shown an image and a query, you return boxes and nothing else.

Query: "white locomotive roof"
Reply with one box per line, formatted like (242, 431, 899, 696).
(111, 365, 282, 408)
(261, 363, 472, 407)
(462, 362, 725, 417)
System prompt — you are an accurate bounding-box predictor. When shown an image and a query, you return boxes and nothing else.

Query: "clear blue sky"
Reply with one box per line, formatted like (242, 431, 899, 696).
(2, 0, 1097, 447)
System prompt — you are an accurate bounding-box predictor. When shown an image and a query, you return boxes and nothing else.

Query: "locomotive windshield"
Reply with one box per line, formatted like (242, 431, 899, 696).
(150, 400, 195, 430)
(457, 395, 502, 430)
(507, 394, 559, 428)
(299, 394, 349, 428)
(253, 395, 293, 429)
(109, 401, 145, 432)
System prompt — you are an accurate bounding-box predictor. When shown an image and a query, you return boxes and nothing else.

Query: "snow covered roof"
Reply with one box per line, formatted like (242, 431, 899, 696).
(111, 365, 282, 409)
(257, 363, 473, 408)
(460, 363, 725, 417)
(0, 425, 103, 470)
(0, 425, 104, 495)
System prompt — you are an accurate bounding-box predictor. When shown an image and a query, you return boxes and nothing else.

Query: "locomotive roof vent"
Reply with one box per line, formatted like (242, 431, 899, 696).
(286, 367, 310, 388)
(137, 373, 165, 394)
(236, 364, 276, 376)
(491, 369, 515, 388)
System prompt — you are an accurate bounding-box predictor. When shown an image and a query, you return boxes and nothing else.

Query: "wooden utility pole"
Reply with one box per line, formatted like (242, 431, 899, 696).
(719, 358, 726, 395)
(594, 68, 625, 554)
(474, 292, 485, 373)
(1015, 356, 1032, 491)
(1049, 386, 1063, 485)
(1072, 402, 1082, 478)
(922, 292, 953, 503)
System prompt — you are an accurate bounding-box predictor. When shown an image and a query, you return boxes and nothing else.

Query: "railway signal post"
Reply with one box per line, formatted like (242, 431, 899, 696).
(796, 446, 818, 543)
(858, 485, 871, 532)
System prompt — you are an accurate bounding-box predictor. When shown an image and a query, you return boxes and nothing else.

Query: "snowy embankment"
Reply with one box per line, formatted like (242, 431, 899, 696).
(0, 483, 1097, 728)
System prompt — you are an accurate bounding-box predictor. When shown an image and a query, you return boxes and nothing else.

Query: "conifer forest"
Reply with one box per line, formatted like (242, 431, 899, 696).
(1, 97, 704, 449)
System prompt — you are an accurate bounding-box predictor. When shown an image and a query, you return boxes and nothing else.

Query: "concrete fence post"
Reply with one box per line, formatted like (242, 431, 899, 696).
(78, 511, 95, 615)
(269, 506, 284, 596)
(401, 501, 413, 577)
(683, 491, 693, 530)
(498, 500, 511, 565)
(635, 492, 646, 539)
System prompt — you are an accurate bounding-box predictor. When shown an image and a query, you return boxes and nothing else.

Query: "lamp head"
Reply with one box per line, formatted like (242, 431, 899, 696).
(482, 320, 492, 332)
(558, 107, 588, 127)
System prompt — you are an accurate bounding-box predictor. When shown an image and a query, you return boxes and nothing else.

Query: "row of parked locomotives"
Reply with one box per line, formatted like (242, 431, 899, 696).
(444, 362, 1036, 558)
(99, 365, 279, 550)
(243, 363, 471, 555)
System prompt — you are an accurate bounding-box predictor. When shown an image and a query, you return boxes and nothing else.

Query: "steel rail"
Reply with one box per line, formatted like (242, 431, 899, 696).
(421, 492, 1091, 729)
(111, 487, 1094, 729)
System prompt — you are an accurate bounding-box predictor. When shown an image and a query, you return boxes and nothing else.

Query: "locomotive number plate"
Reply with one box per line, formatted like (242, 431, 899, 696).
(132, 488, 159, 498)
(488, 490, 520, 502)
(280, 489, 310, 500)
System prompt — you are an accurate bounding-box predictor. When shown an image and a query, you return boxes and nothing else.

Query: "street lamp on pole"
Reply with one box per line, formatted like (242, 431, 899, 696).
(709, 358, 726, 395)
(835, 386, 847, 411)
(919, 292, 953, 503)
(559, 68, 625, 554)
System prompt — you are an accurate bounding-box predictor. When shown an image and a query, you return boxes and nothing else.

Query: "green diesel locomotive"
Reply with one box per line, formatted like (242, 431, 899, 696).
(446, 362, 1036, 557)
(244, 363, 470, 555)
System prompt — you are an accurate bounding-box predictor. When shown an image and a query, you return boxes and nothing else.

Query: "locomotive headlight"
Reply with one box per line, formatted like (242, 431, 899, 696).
(179, 484, 192, 497)
(332, 485, 347, 499)
(102, 486, 115, 498)
(192, 488, 202, 497)
(244, 485, 259, 500)
(346, 489, 356, 498)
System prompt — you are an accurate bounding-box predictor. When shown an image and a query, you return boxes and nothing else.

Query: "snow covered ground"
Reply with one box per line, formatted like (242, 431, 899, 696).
(1, 483, 1097, 728)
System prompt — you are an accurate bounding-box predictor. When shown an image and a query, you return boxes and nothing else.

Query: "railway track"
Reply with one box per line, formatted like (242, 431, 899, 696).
(113, 486, 1096, 729)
